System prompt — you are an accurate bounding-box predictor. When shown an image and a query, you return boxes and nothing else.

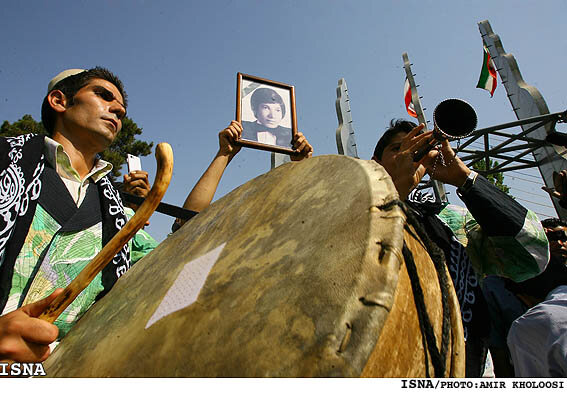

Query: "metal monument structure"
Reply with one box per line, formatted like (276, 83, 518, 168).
(335, 78, 359, 158)
(271, 151, 290, 169)
(333, 20, 567, 221)
(398, 22, 567, 219)
(455, 20, 567, 219)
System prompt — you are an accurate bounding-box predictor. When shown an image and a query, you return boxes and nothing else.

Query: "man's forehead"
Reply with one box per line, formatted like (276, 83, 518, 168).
(385, 132, 408, 147)
(84, 78, 124, 102)
(260, 102, 282, 107)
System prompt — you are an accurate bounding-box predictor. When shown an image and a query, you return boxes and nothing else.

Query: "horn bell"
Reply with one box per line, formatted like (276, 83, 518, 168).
(433, 98, 477, 139)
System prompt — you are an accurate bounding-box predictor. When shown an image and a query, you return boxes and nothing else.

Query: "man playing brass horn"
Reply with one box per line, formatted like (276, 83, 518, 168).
(373, 119, 549, 377)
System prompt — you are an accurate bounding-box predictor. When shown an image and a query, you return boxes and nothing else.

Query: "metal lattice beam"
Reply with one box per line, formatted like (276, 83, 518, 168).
(455, 111, 567, 178)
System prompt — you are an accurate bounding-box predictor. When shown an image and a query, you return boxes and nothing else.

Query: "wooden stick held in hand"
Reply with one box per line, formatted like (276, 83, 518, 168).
(38, 143, 174, 323)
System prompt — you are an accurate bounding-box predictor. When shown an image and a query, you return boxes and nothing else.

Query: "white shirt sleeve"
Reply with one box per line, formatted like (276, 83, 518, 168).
(507, 285, 567, 377)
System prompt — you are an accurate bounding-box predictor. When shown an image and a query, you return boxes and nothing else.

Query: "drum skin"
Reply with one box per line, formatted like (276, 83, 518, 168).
(43, 155, 464, 377)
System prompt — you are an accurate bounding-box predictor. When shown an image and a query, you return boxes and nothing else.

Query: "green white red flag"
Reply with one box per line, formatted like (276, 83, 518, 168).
(404, 78, 417, 118)
(476, 45, 497, 97)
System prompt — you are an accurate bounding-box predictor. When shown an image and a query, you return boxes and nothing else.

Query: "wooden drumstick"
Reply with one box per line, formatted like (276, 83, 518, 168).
(38, 142, 174, 323)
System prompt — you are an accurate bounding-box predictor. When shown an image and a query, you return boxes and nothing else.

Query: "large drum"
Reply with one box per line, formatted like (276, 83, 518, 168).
(43, 155, 464, 377)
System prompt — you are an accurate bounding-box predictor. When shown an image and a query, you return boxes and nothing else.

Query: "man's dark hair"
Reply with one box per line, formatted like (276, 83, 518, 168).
(250, 88, 286, 119)
(373, 119, 417, 160)
(41, 66, 128, 135)
(541, 217, 567, 229)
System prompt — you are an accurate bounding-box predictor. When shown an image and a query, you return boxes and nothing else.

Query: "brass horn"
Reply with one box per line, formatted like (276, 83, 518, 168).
(413, 98, 477, 161)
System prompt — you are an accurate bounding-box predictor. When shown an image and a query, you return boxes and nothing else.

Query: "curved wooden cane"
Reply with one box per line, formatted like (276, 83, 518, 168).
(38, 142, 173, 323)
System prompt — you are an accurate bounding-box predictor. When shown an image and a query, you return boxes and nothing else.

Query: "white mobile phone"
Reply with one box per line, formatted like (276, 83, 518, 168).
(127, 154, 142, 173)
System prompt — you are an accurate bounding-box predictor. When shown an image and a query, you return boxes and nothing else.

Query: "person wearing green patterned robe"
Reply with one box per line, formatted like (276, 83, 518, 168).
(0, 68, 157, 364)
(3, 195, 157, 339)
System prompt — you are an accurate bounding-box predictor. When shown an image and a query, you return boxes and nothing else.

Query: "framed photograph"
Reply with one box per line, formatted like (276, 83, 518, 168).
(236, 73, 299, 155)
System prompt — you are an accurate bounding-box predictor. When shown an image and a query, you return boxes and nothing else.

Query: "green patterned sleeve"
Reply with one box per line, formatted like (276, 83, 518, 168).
(124, 207, 159, 264)
(439, 201, 549, 282)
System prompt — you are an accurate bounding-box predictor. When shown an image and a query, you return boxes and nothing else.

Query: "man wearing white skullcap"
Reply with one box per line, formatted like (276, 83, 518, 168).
(0, 67, 157, 364)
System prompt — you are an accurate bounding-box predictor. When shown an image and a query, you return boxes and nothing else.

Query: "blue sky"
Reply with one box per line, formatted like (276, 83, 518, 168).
(2, 1, 567, 241)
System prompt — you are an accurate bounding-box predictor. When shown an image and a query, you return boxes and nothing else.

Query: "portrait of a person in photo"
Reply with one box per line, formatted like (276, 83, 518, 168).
(241, 87, 292, 148)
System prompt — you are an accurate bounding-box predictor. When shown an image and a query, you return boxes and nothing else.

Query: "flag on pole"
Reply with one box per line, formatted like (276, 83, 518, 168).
(476, 45, 497, 97)
(404, 78, 417, 118)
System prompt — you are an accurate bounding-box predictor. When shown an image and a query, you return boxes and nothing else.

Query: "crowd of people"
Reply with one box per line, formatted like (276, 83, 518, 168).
(0, 67, 564, 378)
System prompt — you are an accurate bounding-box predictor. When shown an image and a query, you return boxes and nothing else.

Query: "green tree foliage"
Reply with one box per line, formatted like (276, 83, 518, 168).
(1, 115, 153, 180)
(1, 114, 46, 135)
(472, 159, 511, 195)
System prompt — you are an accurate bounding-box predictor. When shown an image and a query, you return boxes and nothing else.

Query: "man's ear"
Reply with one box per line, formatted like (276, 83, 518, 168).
(47, 90, 68, 114)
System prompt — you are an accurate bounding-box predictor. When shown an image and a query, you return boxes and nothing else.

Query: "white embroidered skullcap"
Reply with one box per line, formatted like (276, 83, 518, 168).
(47, 69, 86, 93)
